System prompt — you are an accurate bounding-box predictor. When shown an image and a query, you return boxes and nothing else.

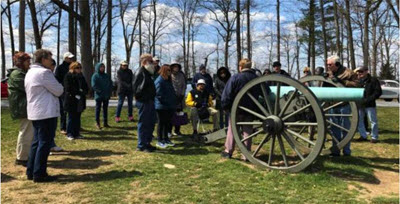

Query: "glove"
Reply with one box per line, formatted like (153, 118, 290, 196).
(323, 73, 329, 78)
(195, 102, 202, 108)
(331, 76, 343, 84)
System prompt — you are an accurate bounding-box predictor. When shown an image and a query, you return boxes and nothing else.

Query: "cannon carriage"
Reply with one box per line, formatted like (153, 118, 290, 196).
(205, 75, 363, 172)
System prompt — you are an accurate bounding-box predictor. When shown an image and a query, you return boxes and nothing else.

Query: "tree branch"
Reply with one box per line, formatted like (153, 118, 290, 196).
(50, 0, 82, 21)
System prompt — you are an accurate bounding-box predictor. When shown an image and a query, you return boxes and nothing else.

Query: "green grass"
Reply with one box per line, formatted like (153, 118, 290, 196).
(1, 106, 399, 203)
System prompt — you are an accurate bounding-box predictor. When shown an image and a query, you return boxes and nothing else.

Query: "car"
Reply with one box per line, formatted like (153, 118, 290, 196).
(1, 78, 8, 98)
(379, 80, 399, 102)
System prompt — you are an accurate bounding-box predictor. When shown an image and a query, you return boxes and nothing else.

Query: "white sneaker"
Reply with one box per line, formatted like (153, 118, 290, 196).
(67, 136, 75, 140)
(168, 133, 172, 138)
(50, 146, 64, 152)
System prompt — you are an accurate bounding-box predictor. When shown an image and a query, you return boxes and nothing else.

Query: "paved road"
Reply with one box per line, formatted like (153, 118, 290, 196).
(1, 99, 399, 108)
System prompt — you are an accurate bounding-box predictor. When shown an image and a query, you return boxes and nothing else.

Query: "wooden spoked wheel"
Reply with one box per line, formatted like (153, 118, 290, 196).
(299, 76, 359, 155)
(230, 75, 326, 172)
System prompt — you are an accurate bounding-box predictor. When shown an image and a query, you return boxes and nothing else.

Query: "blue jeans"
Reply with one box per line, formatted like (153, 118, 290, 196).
(358, 107, 379, 140)
(27, 117, 57, 178)
(95, 99, 109, 125)
(67, 112, 82, 137)
(329, 105, 351, 155)
(136, 100, 156, 149)
(219, 109, 229, 129)
(115, 93, 133, 117)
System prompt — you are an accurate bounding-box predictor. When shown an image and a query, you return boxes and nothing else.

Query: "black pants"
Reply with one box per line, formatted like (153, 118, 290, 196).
(156, 109, 174, 142)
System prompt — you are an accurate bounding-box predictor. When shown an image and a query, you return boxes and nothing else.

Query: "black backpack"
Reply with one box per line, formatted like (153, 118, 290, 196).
(197, 106, 210, 120)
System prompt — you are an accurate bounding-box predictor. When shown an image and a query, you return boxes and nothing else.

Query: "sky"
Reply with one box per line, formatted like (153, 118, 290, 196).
(1, 0, 398, 80)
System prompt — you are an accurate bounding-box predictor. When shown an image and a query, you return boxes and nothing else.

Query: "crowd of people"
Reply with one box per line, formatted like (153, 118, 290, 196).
(7, 48, 382, 182)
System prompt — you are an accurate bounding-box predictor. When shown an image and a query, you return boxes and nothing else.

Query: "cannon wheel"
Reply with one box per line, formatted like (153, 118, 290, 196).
(231, 75, 326, 172)
(299, 76, 359, 155)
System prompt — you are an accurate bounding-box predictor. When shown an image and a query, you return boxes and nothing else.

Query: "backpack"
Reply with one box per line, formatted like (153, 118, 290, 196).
(197, 106, 210, 120)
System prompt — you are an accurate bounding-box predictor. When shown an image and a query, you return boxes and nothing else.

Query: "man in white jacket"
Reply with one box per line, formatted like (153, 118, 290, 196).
(25, 49, 64, 183)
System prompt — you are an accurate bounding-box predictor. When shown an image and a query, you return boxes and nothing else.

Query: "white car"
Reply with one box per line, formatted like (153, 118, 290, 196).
(380, 80, 399, 102)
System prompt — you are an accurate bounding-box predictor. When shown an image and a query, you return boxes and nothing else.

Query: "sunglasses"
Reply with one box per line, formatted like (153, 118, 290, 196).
(74, 67, 82, 69)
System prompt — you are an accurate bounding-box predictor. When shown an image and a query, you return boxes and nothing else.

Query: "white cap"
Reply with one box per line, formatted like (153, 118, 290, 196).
(120, 60, 128, 66)
(153, 56, 160, 61)
(63, 52, 74, 60)
(197, 79, 206, 85)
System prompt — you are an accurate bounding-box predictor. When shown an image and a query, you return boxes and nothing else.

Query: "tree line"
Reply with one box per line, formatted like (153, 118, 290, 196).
(1, 0, 399, 84)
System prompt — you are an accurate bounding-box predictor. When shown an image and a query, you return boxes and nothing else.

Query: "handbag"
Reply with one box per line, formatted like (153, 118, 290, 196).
(171, 111, 189, 126)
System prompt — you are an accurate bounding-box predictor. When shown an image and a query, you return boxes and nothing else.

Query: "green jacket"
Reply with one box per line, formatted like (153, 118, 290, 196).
(91, 63, 112, 101)
(7, 67, 28, 119)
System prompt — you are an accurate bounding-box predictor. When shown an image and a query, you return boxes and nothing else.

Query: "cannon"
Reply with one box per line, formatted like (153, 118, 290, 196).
(205, 75, 363, 172)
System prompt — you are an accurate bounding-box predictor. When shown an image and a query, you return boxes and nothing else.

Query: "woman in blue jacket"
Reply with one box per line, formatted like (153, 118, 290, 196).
(154, 65, 176, 148)
(91, 63, 113, 129)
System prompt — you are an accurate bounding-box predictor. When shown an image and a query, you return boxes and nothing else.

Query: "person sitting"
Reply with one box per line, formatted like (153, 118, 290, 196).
(185, 79, 219, 138)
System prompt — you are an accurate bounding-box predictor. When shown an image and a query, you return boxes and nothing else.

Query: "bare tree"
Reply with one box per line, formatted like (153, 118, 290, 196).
(246, 0, 251, 60)
(333, 0, 342, 60)
(106, 0, 112, 74)
(202, 0, 237, 70)
(385, 0, 399, 26)
(344, 0, 355, 69)
(276, 0, 280, 62)
(119, 0, 140, 63)
(319, 0, 328, 69)
(236, 0, 241, 66)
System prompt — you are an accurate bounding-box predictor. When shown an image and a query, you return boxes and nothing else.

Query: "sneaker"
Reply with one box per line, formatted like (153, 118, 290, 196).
(67, 135, 75, 140)
(96, 124, 102, 129)
(165, 140, 175, 147)
(371, 139, 378, 143)
(104, 123, 111, 128)
(115, 117, 121, 123)
(60, 130, 67, 135)
(156, 142, 168, 149)
(50, 146, 64, 152)
(15, 159, 28, 167)
(76, 135, 84, 139)
(172, 132, 178, 136)
(221, 151, 232, 159)
(147, 144, 157, 151)
(33, 175, 58, 183)
(168, 133, 172, 138)
(128, 116, 134, 122)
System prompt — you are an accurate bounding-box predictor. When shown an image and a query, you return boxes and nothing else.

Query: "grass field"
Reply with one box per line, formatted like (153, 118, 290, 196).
(1, 106, 399, 203)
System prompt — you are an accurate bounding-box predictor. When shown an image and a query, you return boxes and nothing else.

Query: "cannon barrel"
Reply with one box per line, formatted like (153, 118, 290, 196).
(269, 86, 364, 102)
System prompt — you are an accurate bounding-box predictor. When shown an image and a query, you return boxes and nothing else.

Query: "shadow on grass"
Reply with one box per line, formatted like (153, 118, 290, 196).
(48, 158, 112, 169)
(307, 155, 399, 184)
(379, 129, 400, 135)
(83, 135, 135, 141)
(1, 173, 15, 183)
(67, 149, 127, 158)
(57, 170, 142, 183)
(378, 138, 399, 144)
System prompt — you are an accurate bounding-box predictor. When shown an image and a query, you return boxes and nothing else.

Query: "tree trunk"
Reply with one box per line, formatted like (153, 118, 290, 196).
(246, 0, 251, 60)
(79, 1, 94, 88)
(363, 0, 371, 68)
(106, 0, 112, 74)
(1, 18, 6, 78)
(276, 0, 280, 61)
(152, 0, 157, 56)
(225, 37, 229, 70)
(57, 9, 61, 66)
(19, 0, 26, 52)
(236, 0, 241, 66)
(333, 0, 341, 60)
(371, 21, 377, 76)
(27, 0, 42, 49)
(310, 0, 316, 73)
(345, 0, 355, 70)
(319, 0, 328, 70)
(6, 0, 15, 60)
(138, 0, 143, 57)
(68, 0, 75, 54)
(74, 0, 78, 55)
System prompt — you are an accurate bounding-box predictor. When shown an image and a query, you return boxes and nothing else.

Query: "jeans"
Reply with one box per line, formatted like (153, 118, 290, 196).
(95, 99, 109, 125)
(136, 100, 156, 149)
(156, 109, 174, 142)
(219, 109, 229, 129)
(59, 97, 67, 130)
(26, 117, 57, 178)
(358, 107, 379, 140)
(329, 104, 351, 155)
(115, 93, 133, 117)
(67, 112, 82, 137)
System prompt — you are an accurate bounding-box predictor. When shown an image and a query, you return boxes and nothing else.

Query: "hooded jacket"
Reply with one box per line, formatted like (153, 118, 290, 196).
(7, 67, 28, 119)
(171, 68, 186, 97)
(116, 67, 134, 95)
(91, 63, 113, 100)
(214, 67, 231, 99)
(132, 66, 156, 102)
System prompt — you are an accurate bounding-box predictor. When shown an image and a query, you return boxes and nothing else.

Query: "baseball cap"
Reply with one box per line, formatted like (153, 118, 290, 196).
(197, 79, 206, 85)
(63, 52, 74, 60)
